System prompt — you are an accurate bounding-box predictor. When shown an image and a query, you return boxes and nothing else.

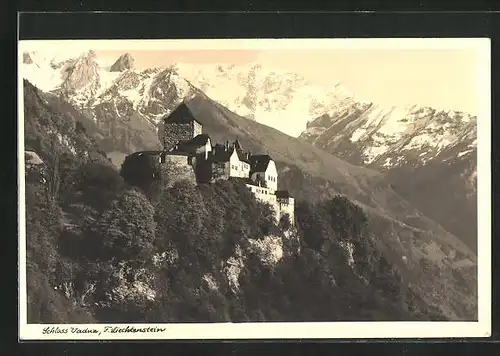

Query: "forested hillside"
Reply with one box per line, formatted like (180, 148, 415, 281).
(27, 167, 444, 323)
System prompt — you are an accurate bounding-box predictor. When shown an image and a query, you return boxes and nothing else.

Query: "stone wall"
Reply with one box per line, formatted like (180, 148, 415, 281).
(246, 184, 280, 221)
(161, 154, 197, 187)
(246, 184, 295, 226)
(193, 121, 203, 137)
(163, 122, 195, 150)
(194, 159, 213, 184)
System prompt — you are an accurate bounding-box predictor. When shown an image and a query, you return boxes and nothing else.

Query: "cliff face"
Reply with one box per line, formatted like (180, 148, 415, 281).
(110, 53, 135, 72)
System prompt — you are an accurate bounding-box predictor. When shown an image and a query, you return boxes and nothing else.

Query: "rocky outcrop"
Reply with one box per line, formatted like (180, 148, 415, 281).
(23, 52, 33, 64)
(110, 53, 135, 72)
(58, 51, 101, 103)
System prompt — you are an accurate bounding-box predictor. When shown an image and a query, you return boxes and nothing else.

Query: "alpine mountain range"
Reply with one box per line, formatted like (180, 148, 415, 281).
(21, 49, 478, 322)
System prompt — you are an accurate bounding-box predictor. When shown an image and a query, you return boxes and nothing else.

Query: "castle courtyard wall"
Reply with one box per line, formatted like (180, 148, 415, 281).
(161, 154, 197, 187)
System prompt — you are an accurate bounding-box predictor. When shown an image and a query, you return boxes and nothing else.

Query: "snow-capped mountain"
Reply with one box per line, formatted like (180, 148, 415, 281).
(22, 50, 197, 125)
(23, 50, 123, 106)
(22, 50, 359, 137)
(21, 50, 478, 175)
(170, 62, 357, 136)
(298, 102, 478, 253)
(300, 103, 477, 169)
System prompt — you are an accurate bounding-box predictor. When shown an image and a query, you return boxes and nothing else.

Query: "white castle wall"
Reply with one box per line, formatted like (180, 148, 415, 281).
(193, 121, 203, 137)
(246, 184, 295, 226)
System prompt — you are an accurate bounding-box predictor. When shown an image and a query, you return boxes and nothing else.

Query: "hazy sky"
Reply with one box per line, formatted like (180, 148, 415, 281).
(94, 48, 480, 114)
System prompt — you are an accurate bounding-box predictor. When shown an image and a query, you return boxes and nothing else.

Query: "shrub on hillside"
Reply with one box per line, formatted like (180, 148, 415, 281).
(95, 188, 156, 264)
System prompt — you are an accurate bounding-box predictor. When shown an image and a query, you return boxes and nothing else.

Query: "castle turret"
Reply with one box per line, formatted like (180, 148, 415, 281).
(160, 102, 203, 151)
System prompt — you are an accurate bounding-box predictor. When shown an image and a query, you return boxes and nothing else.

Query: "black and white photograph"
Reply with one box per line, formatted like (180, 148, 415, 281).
(18, 38, 491, 340)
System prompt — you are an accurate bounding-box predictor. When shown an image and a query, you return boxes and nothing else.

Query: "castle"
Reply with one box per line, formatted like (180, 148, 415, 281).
(123, 102, 295, 226)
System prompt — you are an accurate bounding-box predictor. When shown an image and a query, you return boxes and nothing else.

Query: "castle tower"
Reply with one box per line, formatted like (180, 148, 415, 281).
(159, 101, 203, 151)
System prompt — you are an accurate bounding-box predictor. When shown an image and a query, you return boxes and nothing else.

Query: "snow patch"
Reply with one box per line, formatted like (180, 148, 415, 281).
(382, 157, 393, 167)
(119, 88, 143, 109)
(350, 127, 367, 142)
(364, 144, 390, 164)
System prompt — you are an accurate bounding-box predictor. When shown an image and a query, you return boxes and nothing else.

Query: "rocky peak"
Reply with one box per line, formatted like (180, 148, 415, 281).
(57, 51, 102, 104)
(110, 53, 135, 72)
(23, 52, 33, 64)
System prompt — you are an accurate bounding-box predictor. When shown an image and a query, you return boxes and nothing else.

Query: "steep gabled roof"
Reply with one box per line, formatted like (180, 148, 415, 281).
(249, 154, 272, 173)
(235, 148, 250, 164)
(162, 102, 202, 125)
(175, 134, 211, 155)
(183, 134, 211, 148)
(211, 144, 233, 163)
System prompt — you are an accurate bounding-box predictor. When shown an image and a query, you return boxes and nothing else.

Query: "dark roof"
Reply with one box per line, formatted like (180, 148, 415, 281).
(210, 142, 251, 164)
(276, 190, 292, 199)
(249, 154, 272, 173)
(231, 140, 251, 162)
(128, 150, 163, 158)
(162, 102, 202, 125)
(181, 134, 211, 148)
(169, 134, 211, 157)
(235, 148, 250, 163)
(211, 144, 232, 162)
